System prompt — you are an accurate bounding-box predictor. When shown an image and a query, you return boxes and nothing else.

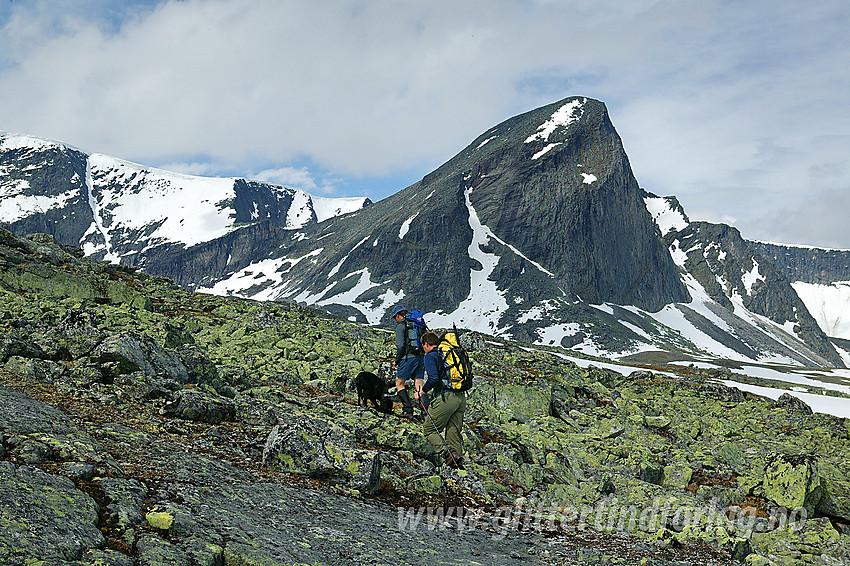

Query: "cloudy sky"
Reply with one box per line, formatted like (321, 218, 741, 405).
(1, 0, 849, 248)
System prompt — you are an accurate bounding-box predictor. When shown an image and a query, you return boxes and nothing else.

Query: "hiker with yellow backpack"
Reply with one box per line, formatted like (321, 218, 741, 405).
(414, 329, 472, 469)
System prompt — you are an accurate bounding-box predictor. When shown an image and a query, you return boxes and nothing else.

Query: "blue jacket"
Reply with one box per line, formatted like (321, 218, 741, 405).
(422, 350, 445, 394)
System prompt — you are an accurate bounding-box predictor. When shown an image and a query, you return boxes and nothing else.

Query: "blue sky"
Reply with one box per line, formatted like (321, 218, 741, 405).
(1, 0, 849, 248)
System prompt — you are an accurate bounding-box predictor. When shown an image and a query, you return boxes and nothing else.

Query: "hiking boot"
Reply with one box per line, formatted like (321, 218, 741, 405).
(400, 411, 416, 421)
(397, 388, 414, 415)
(444, 451, 463, 468)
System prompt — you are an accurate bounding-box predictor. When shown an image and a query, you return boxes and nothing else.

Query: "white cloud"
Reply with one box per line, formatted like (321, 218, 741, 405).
(156, 161, 224, 177)
(1, 0, 849, 247)
(251, 166, 340, 195)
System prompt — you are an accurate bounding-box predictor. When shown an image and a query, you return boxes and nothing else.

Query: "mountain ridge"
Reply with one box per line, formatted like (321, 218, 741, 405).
(2, 97, 847, 368)
(0, 131, 371, 265)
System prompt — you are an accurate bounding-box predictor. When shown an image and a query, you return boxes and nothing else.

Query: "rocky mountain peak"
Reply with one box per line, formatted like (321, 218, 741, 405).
(202, 96, 688, 335)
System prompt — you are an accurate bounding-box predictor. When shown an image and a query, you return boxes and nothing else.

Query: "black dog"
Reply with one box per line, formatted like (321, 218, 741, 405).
(354, 371, 393, 414)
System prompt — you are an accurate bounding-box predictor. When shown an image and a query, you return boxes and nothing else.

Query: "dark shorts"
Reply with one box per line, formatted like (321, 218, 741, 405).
(396, 356, 424, 382)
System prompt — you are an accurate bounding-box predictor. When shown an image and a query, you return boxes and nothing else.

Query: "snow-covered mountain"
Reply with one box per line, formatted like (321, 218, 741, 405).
(2, 98, 848, 369)
(641, 195, 846, 367)
(751, 241, 850, 342)
(0, 132, 370, 267)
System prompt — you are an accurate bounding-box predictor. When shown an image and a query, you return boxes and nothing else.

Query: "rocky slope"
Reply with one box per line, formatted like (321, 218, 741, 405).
(1, 227, 849, 565)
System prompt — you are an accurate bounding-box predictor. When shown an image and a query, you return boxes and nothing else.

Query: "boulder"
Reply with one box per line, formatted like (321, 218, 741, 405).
(98, 477, 147, 534)
(3, 356, 61, 382)
(162, 389, 236, 425)
(175, 344, 218, 384)
(92, 331, 189, 382)
(663, 462, 694, 490)
(0, 330, 47, 363)
(749, 517, 846, 565)
(136, 533, 190, 566)
(816, 459, 850, 522)
(762, 453, 822, 513)
(0, 463, 104, 563)
(80, 548, 135, 566)
(468, 380, 552, 424)
(774, 392, 813, 415)
(262, 418, 382, 494)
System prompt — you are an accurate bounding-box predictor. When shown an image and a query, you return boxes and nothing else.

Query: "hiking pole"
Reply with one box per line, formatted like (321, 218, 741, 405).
(418, 396, 459, 469)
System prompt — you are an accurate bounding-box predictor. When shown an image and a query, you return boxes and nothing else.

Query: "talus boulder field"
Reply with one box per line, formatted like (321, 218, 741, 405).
(1, 228, 849, 565)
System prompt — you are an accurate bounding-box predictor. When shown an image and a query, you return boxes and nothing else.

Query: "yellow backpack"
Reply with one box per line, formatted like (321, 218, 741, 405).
(437, 329, 472, 392)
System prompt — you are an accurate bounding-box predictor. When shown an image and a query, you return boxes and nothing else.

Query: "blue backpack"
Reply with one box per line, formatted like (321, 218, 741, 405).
(404, 309, 428, 355)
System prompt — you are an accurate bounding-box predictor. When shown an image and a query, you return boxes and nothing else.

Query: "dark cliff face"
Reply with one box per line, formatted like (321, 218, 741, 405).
(751, 242, 850, 285)
(459, 97, 688, 311)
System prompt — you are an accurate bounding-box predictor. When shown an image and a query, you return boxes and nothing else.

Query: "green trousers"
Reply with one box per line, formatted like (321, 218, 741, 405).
(423, 390, 466, 458)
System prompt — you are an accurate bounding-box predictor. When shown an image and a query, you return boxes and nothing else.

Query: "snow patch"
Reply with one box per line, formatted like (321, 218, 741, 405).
(669, 240, 689, 268)
(0, 187, 77, 223)
(292, 267, 404, 325)
(476, 136, 497, 149)
(0, 132, 65, 152)
(531, 143, 562, 160)
(580, 173, 597, 185)
(311, 195, 368, 223)
(518, 305, 544, 323)
(427, 186, 510, 332)
(399, 212, 418, 239)
(792, 280, 850, 339)
(591, 303, 615, 316)
(198, 249, 324, 300)
(741, 260, 765, 295)
(835, 342, 850, 367)
(720, 381, 850, 420)
(525, 98, 586, 143)
(644, 196, 688, 236)
(286, 190, 313, 228)
(537, 323, 581, 346)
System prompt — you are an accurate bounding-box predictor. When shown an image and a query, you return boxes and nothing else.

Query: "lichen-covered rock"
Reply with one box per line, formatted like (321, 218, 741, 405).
(80, 547, 135, 566)
(774, 392, 813, 415)
(98, 477, 147, 535)
(107, 281, 153, 311)
(174, 344, 218, 384)
(162, 389, 236, 424)
(136, 533, 190, 566)
(643, 415, 671, 429)
(0, 462, 104, 563)
(146, 510, 175, 530)
(18, 437, 52, 464)
(816, 459, 850, 522)
(761, 453, 822, 513)
(748, 517, 848, 565)
(663, 461, 694, 490)
(262, 416, 382, 494)
(92, 331, 188, 382)
(467, 379, 552, 425)
(0, 330, 47, 363)
(3, 356, 61, 382)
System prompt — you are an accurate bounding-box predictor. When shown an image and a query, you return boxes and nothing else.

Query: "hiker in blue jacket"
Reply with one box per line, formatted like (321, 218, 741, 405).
(415, 331, 465, 468)
(392, 305, 425, 420)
